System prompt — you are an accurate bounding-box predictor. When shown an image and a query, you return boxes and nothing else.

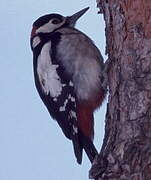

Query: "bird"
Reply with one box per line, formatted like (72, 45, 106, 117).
(30, 7, 106, 164)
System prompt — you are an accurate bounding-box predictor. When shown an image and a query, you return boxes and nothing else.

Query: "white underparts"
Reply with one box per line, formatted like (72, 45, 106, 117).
(56, 28, 103, 101)
(37, 42, 63, 97)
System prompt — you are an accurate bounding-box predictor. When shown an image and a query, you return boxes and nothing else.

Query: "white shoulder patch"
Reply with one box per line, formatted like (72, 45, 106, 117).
(37, 42, 63, 97)
(32, 36, 41, 49)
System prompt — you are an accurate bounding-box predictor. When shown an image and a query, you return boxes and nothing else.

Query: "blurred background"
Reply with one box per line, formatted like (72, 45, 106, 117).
(0, 0, 107, 179)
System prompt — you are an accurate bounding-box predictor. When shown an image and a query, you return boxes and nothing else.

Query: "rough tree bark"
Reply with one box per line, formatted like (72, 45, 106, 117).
(90, 0, 151, 180)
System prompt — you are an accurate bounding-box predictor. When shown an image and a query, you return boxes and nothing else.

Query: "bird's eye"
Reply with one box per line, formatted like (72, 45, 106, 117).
(52, 19, 61, 24)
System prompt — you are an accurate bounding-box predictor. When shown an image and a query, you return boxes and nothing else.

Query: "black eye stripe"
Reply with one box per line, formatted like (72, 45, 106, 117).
(52, 18, 62, 24)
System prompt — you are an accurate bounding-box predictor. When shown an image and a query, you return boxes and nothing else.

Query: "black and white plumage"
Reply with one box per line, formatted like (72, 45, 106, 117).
(30, 7, 106, 164)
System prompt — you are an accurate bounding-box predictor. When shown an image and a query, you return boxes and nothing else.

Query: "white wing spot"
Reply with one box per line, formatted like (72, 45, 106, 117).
(59, 99, 68, 112)
(53, 97, 58, 102)
(73, 125, 78, 134)
(45, 65, 62, 96)
(32, 36, 41, 48)
(69, 81, 74, 87)
(70, 110, 77, 119)
(37, 42, 63, 97)
(68, 94, 75, 102)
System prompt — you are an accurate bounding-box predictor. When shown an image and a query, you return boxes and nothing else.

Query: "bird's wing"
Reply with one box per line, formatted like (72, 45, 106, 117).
(32, 33, 83, 163)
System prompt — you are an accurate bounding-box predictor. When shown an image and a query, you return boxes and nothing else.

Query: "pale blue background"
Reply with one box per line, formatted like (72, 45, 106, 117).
(0, 0, 107, 180)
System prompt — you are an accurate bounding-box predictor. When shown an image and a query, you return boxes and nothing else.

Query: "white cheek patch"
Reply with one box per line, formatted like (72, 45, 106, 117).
(36, 19, 66, 34)
(37, 42, 63, 97)
(36, 21, 52, 33)
(32, 36, 41, 49)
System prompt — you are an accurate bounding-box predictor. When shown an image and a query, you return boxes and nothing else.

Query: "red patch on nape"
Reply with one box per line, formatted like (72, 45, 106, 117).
(31, 26, 37, 38)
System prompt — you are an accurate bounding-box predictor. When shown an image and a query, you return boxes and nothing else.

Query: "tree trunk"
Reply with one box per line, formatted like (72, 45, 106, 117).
(90, 0, 151, 180)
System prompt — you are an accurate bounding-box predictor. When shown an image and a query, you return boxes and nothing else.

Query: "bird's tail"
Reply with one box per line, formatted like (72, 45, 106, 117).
(72, 103, 98, 164)
(72, 129, 98, 164)
(79, 129, 98, 163)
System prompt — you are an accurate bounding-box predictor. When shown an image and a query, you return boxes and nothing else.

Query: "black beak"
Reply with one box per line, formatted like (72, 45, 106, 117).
(66, 7, 89, 27)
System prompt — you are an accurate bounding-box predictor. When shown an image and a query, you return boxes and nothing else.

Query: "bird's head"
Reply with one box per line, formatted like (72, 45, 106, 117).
(31, 7, 89, 38)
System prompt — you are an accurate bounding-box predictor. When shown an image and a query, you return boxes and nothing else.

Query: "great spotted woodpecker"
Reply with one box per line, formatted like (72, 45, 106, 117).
(30, 7, 106, 164)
